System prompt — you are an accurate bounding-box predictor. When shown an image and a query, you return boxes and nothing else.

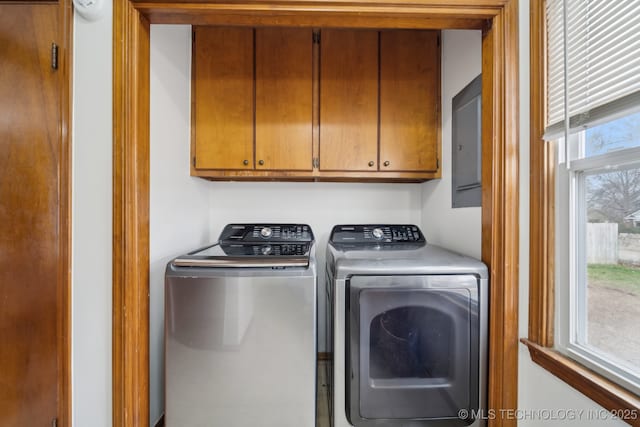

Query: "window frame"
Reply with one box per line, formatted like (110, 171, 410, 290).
(523, 0, 640, 421)
(560, 141, 640, 396)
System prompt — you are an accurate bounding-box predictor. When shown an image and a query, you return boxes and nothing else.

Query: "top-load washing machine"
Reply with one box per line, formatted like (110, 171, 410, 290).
(165, 223, 317, 427)
(326, 224, 488, 427)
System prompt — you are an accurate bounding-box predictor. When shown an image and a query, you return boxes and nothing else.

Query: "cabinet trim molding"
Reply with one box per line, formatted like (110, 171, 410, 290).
(113, 1, 519, 426)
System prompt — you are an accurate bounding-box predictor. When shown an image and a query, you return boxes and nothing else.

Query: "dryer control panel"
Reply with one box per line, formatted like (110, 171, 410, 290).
(330, 224, 425, 244)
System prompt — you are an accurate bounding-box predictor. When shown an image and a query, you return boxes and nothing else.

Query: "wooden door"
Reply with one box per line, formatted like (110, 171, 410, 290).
(319, 29, 378, 171)
(0, 4, 63, 426)
(380, 30, 440, 172)
(255, 28, 313, 171)
(193, 26, 254, 170)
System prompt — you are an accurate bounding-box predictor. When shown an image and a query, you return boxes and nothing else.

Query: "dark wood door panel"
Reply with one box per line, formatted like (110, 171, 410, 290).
(0, 4, 60, 426)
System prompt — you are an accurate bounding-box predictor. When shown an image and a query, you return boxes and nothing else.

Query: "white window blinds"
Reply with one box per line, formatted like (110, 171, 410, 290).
(546, 0, 640, 138)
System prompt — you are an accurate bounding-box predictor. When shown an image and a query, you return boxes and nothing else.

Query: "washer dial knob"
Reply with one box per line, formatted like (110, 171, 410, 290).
(372, 228, 384, 240)
(260, 227, 273, 238)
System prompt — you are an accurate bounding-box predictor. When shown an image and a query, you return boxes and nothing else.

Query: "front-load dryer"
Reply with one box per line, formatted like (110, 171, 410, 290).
(326, 224, 488, 427)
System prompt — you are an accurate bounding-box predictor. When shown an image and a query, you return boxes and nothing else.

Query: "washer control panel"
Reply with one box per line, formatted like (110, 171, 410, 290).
(219, 223, 314, 243)
(330, 224, 425, 244)
(220, 243, 310, 256)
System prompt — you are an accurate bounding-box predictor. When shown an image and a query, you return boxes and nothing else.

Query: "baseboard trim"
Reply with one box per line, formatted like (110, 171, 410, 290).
(154, 414, 164, 427)
(318, 352, 332, 361)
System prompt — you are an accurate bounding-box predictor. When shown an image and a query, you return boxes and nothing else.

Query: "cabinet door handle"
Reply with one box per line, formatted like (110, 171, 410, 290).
(368, 161, 374, 167)
(383, 161, 390, 167)
(258, 160, 265, 166)
(243, 159, 249, 166)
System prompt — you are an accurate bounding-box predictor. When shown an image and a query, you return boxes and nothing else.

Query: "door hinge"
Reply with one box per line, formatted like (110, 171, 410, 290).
(51, 43, 58, 70)
(52, 418, 58, 427)
(192, 157, 196, 167)
(437, 35, 440, 47)
(312, 157, 319, 168)
(437, 158, 440, 169)
(312, 31, 320, 44)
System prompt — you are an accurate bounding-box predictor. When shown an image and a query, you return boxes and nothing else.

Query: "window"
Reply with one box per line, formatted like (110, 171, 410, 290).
(556, 113, 640, 396)
(526, 0, 640, 416)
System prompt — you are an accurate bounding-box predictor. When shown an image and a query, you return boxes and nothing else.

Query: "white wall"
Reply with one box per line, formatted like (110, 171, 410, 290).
(421, 30, 483, 259)
(419, 18, 626, 427)
(516, 0, 625, 425)
(147, 25, 423, 421)
(149, 25, 212, 426)
(147, 24, 423, 425)
(207, 181, 423, 352)
(72, 5, 113, 427)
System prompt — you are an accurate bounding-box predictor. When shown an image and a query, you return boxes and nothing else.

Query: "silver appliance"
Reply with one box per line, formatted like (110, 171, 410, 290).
(165, 223, 317, 427)
(326, 224, 488, 427)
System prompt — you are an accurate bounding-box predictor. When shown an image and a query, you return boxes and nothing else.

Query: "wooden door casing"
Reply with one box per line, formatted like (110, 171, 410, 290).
(0, 4, 67, 426)
(319, 29, 378, 172)
(114, 2, 521, 425)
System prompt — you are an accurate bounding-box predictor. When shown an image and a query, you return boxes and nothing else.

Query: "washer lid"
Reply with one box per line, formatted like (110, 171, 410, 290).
(172, 223, 314, 268)
(172, 243, 311, 268)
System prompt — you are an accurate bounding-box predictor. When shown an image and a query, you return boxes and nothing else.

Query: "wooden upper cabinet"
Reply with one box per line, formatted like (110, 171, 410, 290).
(255, 28, 313, 171)
(319, 29, 378, 171)
(192, 27, 254, 170)
(191, 26, 441, 181)
(380, 30, 440, 172)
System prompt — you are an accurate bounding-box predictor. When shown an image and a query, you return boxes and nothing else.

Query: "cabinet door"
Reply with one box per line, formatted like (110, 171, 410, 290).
(380, 30, 440, 172)
(193, 27, 254, 170)
(256, 28, 313, 171)
(319, 29, 378, 171)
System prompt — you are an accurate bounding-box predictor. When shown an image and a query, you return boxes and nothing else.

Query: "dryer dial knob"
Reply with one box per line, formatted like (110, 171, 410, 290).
(372, 228, 384, 240)
(261, 245, 272, 255)
(260, 227, 273, 238)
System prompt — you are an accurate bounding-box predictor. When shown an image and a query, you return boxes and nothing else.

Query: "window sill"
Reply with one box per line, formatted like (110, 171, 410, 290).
(521, 339, 640, 426)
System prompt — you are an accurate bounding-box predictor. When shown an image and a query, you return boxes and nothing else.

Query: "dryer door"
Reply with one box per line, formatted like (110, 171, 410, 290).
(347, 275, 480, 426)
